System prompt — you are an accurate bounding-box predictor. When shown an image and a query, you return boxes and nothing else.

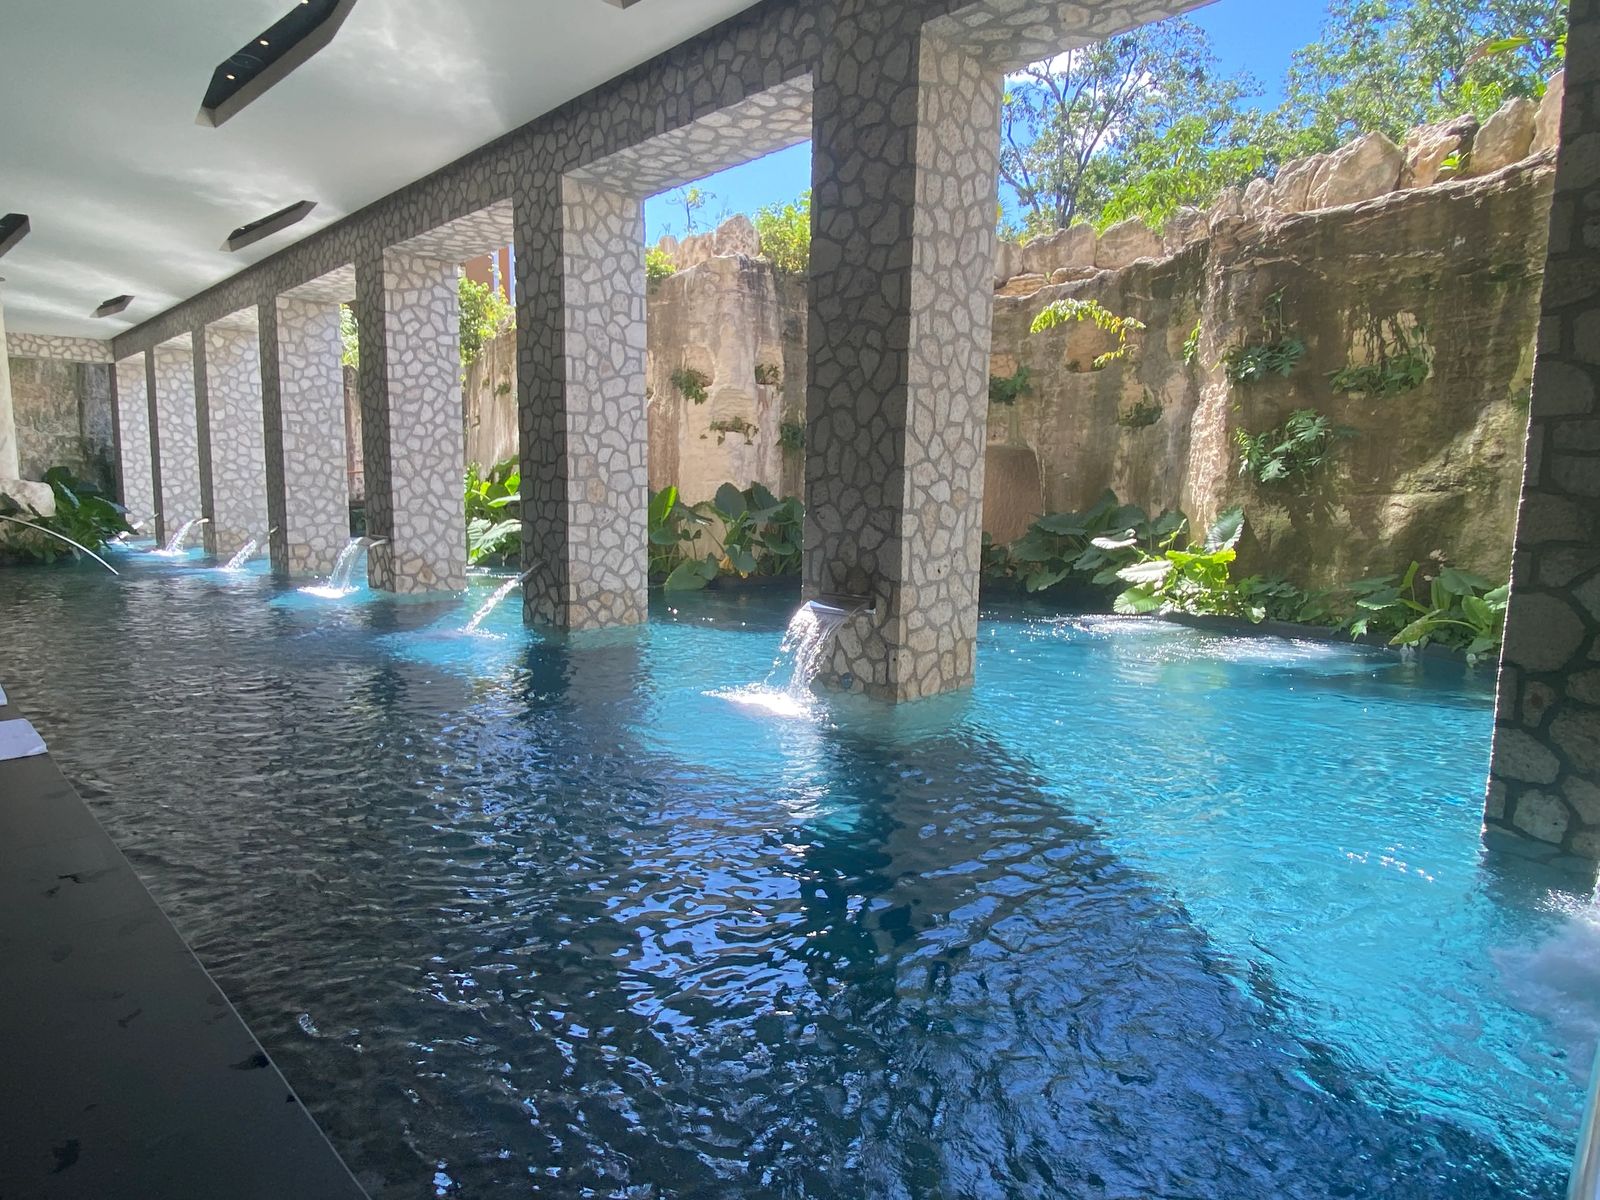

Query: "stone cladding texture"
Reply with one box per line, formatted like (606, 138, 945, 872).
(267, 297, 351, 576)
(356, 251, 465, 594)
(6, 333, 113, 363)
(1486, 0, 1600, 864)
(114, 355, 154, 528)
(203, 323, 270, 559)
(152, 342, 201, 542)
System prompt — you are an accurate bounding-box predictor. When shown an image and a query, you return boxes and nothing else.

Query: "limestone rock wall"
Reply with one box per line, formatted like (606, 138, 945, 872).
(5, 357, 116, 490)
(992, 158, 1552, 587)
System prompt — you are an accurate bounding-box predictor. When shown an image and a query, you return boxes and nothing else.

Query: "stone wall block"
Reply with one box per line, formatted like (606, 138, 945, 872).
(1308, 130, 1403, 208)
(1535, 71, 1568, 153)
(1472, 97, 1540, 176)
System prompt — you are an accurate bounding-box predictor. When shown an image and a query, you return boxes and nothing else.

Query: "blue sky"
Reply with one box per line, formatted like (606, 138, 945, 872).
(643, 0, 1328, 242)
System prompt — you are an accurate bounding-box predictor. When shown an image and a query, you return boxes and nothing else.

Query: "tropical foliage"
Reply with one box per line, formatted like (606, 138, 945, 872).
(465, 458, 521, 566)
(1342, 560, 1510, 661)
(0, 466, 134, 565)
(646, 247, 677, 282)
(650, 483, 804, 590)
(754, 191, 811, 274)
(1234, 409, 1353, 486)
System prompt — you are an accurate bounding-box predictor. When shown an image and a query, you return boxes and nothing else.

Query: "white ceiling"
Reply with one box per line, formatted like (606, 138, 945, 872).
(0, 0, 766, 339)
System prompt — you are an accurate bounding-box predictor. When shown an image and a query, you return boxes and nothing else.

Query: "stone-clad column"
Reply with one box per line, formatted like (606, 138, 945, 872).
(805, 13, 1002, 701)
(114, 355, 156, 530)
(265, 297, 350, 576)
(152, 340, 202, 543)
(514, 176, 648, 629)
(0, 287, 17, 480)
(202, 322, 269, 559)
(1486, 0, 1600, 865)
(354, 250, 464, 594)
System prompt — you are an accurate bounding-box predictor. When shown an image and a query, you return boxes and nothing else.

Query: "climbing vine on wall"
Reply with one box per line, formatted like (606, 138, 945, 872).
(1029, 298, 1146, 369)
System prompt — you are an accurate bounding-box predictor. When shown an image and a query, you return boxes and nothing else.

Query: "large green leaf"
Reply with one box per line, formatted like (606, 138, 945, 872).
(1202, 505, 1245, 552)
(1113, 586, 1165, 615)
(648, 486, 678, 528)
(714, 483, 747, 519)
(746, 482, 779, 511)
(664, 558, 714, 590)
(727, 545, 759, 575)
(1117, 559, 1174, 585)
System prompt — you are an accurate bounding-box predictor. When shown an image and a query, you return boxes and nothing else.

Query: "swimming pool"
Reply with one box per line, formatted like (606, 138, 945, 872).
(2, 550, 1594, 1199)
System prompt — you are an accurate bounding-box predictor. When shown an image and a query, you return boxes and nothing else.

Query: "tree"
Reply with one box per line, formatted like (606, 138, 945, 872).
(753, 191, 811, 274)
(673, 185, 713, 234)
(1096, 115, 1266, 232)
(999, 19, 1257, 238)
(1275, 0, 1567, 153)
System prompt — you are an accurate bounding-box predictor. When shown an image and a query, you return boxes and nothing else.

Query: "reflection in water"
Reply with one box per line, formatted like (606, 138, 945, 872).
(0, 560, 1591, 1199)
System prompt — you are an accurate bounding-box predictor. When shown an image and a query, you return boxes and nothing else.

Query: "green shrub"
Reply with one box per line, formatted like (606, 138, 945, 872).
(650, 482, 804, 588)
(0, 466, 134, 565)
(1117, 392, 1163, 429)
(465, 458, 520, 566)
(340, 304, 360, 369)
(1222, 289, 1303, 385)
(646, 246, 677, 283)
(1328, 318, 1432, 396)
(1234, 409, 1353, 486)
(754, 192, 811, 274)
(778, 420, 805, 453)
(458, 276, 513, 369)
(1111, 506, 1264, 620)
(988, 365, 1033, 406)
(671, 366, 712, 404)
(1006, 490, 1186, 594)
(708, 417, 758, 445)
(754, 362, 782, 387)
(1343, 561, 1508, 662)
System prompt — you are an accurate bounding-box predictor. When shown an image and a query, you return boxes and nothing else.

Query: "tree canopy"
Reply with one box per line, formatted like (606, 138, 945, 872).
(999, 0, 1567, 241)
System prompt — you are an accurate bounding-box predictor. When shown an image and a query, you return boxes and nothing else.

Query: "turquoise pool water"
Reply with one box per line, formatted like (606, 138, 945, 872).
(2, 549, 1595, 1199)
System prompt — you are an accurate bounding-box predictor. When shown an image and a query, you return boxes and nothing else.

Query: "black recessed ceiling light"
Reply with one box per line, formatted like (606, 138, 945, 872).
(197, 0, 358, 128)
(0, 213, 30, 260)
(223, 200, 317, 251)
(93, 295, 134, 318)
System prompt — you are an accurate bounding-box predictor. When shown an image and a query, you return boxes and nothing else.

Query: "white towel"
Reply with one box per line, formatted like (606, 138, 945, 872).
(0, 718, 46, 760)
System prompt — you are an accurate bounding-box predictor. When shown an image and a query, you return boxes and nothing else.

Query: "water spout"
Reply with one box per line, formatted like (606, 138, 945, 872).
(0, 514, 120, 575)
(717, 596, 870, 717)
(299, 536, 381, 598)
(464, 568, 535, 633)
(153, 517, 208, 555)
(221, 536, 262, 572)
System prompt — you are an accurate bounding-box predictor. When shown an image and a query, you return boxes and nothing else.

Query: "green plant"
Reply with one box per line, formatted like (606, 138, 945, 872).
(754, 362, 782, 387)
(1007, 490, 1186, 593)
(0, 466, 134, 565)
(778, 420, 805, 453)
(651, 482, 805, 589)
(1328, 317, 1433, 396)
(1117, 391, 1163, 429)
(988, 365, 1033, 405)
(753, 191, 811, 274)
(339, 304, 360, 370)
(1182, 318, 1202, 366)
(458, 276, 513, 369)
(708, 417, 758, 445)
(464, 458, 521, 566)
(1222, 289, 1305, 385)
(1234, 409, 1353, 486)
(981, 531, 1015, 580)
(1112, 505, 1265, 621)
(671, 366, 712, 404)
(1343, 560, 1509, 661)
(646, 246, 677, 283)
(1029, 298, 1147, 369)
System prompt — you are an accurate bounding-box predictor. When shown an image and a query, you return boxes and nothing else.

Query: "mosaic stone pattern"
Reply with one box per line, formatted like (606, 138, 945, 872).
(203, 322, 269, 559)
(268, 297, 350, 576)
(1486, 0, 1600, 864)
(6, 333, 113, 363)
(152, 343, 202, 541)
(569, 77, 814, 197)
(114, 355, 155, 528)
(805, 14, 1003, 701)
(356, 251, 465, 595)
(190, 330, 216, 553)
(927, 0, 1212, 71)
